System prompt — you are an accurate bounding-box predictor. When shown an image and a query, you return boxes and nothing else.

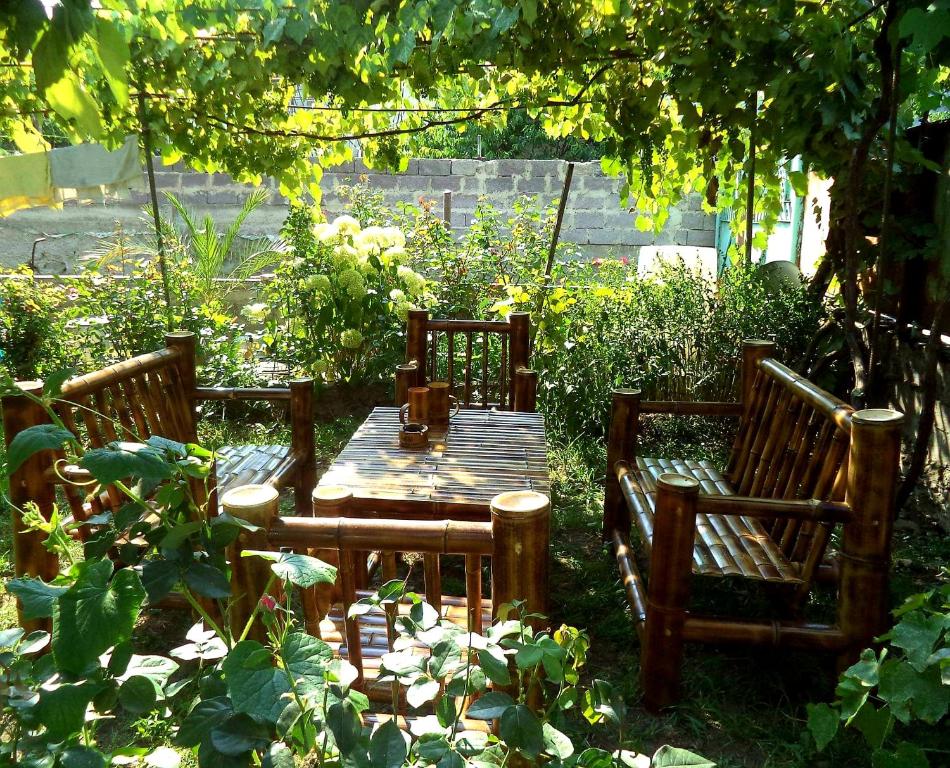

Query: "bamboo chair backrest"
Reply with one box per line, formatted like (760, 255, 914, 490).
(405, 310, 531, 410)
(308, 517, 494, 704)
(725, 357, 853, 577)
(49, 348, 193, 523)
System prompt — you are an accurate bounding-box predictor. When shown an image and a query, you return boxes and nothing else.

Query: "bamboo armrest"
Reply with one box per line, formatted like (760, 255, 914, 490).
(614, 460, 851, 525)
(194, 386, 292, 401)
(640, 400, 744, 416)
(696, 495, 852, 523)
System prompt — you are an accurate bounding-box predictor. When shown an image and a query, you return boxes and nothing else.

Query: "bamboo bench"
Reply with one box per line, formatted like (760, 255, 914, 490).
(225, 484, 550, 705)
(2, 331, 316, 584)
(604, 340, 904, 710)
(395, 309, 538, 412)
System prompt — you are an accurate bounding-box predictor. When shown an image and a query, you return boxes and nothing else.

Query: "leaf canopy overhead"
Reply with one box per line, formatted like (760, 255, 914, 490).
(0, 0, 946, 224)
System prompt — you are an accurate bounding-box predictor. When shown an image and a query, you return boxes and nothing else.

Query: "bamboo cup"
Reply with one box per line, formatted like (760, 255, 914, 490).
(428, 381, 460, 430)
(399, 386, 430, 426)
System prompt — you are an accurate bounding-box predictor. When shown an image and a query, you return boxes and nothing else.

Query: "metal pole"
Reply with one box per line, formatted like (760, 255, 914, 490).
(545, 162, 574, 277)
(138, 92, 174, 329)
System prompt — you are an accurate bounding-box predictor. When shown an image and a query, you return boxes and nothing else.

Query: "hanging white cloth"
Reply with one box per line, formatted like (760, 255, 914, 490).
(50, 135, 144, 202)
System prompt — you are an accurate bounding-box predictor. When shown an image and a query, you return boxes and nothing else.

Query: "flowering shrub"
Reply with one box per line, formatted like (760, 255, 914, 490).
(260, 205, 430, 383)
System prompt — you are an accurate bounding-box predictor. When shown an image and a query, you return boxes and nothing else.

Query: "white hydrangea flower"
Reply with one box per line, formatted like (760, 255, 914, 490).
(313, 222, 339, 241)
(389, 288, 406, 303)
(332, 215, 361, 236)
(381, 246, 408, 266)
(340, 328, 364, 349)
(241, 302, 268, 321)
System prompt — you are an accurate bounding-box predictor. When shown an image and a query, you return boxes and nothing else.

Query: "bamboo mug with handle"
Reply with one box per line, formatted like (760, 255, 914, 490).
(428, 381, 460, 430)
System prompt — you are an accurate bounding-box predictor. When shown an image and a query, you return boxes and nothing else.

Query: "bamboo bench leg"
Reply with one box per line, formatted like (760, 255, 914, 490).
(641, 473, 699, 712)
(604, 389, 640, 541)
(838, 409, 904, 668)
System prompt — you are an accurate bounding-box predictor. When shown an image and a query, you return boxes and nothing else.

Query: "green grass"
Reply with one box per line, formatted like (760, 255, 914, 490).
(1, 411, 947, 767)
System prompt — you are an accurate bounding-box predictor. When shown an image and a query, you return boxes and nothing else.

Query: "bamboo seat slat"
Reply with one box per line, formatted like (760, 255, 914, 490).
(631, 455, 803, 584)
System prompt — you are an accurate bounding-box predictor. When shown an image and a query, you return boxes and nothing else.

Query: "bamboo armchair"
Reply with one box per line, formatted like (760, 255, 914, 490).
(2, 331, 316, 589)
(395, 309, 538, 412)
(604, 340, 904, 710)
(225, 484, 551, 704)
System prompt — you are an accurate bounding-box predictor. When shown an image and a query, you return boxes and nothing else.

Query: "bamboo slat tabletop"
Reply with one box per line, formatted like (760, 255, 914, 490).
(317, 407, 550, 520)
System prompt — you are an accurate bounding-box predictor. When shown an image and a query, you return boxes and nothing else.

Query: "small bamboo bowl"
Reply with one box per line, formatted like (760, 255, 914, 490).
(399, 423, 429, 450)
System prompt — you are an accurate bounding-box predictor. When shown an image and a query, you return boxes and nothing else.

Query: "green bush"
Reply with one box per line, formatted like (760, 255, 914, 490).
(0, 269, 76, 381)
(807, 579, 950, 767)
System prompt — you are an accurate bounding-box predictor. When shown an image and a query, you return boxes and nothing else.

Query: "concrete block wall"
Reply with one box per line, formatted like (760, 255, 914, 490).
(1, 158, 715, 272)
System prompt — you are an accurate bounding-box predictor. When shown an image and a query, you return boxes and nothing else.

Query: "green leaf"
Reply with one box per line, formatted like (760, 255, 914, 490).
(477, 647, 510, 685)
(43, 368, 75, 398)
(282, 631, 333, 693)
(176, 696, 232, 748)
(222, 640, 289, 722)
(60, 746, 106, 768)
(183, 561, 232, 599)
(327, 698, 363, 756)
(37, 682, 97, 741)
(5, 576, 68, 619)
(119, 675, 159, 714)
(0, 627, 24, 648)
(242, 550, 337, 588)
(80, 442, 174, 484)
(370, 720, 408, 768)
(878, 659, 949, 725)
(871, 742, 930, 768)
(211, 713, 271, 756)
(262, 742, 296, 768)
(53, 559, 145, 675)
(45, 70, 103, 138)
(499, 704, 543, 758)
(141, 559, 180, 603)
(465, 691, 514, 720)
(806, 702, 839, 751)
(92, 17, 129, 107)
(650, 745, 716, 768)
(542, 722, 574, 759)
(160, 521, 203, 550)
(407, 677, 441, 709)
(852, 701, 893, 750)
(6, 424, 76, 474)
(888, 612, 945, 672)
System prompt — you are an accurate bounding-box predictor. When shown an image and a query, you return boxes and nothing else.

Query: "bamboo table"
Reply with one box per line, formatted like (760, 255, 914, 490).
(317, 407, 550, 521)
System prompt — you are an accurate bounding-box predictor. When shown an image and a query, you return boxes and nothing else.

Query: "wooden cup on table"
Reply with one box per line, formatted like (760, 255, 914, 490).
(428, 381, 460, 431)
(400, 386, 430, 426)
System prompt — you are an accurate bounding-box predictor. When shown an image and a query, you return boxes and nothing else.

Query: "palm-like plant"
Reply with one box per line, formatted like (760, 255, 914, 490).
(164, 188, 287, 303)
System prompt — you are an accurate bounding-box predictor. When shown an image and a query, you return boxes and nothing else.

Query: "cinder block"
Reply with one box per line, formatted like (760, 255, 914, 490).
(436, 176, 464, 192)
(618, 229, 655, 247)
(573, 211, 605, 229)
(530, 160, 566, 175)
(689, 193, 704, 211)
(571, 161, 602, 177)
(684, 211, 709, 231)
(483, 177, 516, 194)
(516, 176, 549, 193)
(154, 173, 180, 190)
(212, 191, 249, 205)
(562, 228, 591, 244)
(325, 160, 355, 174)
(181, 174, 209, 188)
(211, 173, 234, 186)
(450, 211, 469, 228)
(448, 193, 479, 211)
(495, 159, 526, 177)
(364, 174, 401, 190)
(686, 229, 716, 247)
(417, 158, 452, 176)
(451, 159, 480, 176)
(674, 228, 689, 245)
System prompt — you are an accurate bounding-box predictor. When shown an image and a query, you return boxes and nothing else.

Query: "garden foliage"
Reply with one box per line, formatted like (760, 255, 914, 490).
(0, 186, 825, 441)
(0, 378, 711, 767)
(808, 579, 950, 768)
